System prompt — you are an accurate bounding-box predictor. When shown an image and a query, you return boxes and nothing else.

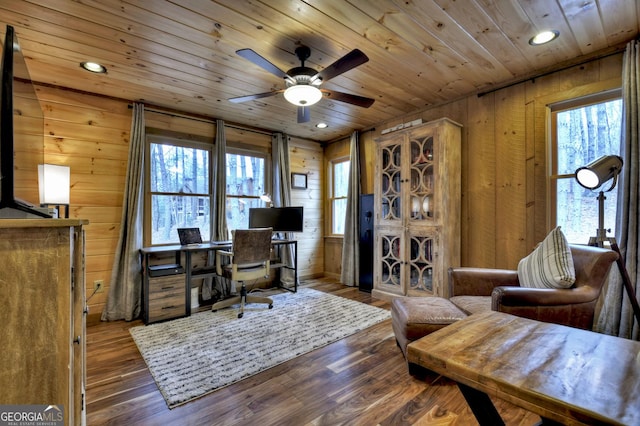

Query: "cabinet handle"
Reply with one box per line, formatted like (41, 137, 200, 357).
(73, 336, 81, 345)
(161, 286, 175, 290)
(162, 306, 176, 310)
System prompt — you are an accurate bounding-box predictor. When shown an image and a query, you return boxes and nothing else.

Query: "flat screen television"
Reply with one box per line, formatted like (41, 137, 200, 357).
(248, 207, 304, 233)
(0, 25, 49, 218)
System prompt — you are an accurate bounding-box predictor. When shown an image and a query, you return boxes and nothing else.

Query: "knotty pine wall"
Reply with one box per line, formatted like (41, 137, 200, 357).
(324, 52, 623, 274)
(15, 84, 323, 324)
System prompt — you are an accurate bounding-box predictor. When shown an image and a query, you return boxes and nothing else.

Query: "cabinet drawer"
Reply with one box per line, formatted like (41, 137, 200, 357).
(148, 299, 186, 322)
(147, 275, 186, 322)
(149, 274, 184, 295)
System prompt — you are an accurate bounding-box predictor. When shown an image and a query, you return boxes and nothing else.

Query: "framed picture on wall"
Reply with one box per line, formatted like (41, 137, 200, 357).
(291, 173, 307, 189)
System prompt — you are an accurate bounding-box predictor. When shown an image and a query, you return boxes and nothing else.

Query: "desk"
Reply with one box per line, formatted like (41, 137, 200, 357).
(407, 310, 640, 426)
(140, 239, 297, 324)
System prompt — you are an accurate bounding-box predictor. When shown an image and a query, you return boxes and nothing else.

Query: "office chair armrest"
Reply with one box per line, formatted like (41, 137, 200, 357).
(215, 250, 233, 275)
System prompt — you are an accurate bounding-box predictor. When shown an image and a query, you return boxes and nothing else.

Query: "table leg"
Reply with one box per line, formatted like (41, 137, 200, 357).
(457, 383, 505, 426)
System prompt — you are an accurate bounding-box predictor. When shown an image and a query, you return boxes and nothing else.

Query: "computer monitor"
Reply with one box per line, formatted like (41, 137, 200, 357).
(248, 207, 304, 233)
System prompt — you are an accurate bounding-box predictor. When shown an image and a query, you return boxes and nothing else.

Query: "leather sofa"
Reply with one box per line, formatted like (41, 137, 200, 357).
(448, 244, 619, 330)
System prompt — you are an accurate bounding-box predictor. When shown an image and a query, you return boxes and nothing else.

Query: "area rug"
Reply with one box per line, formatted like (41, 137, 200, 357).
(130, 288, 391, 408)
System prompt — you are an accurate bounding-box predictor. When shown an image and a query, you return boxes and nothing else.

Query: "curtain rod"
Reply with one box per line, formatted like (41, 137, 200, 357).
(130, 103, 272, 136)
(477, 45, 625, 97)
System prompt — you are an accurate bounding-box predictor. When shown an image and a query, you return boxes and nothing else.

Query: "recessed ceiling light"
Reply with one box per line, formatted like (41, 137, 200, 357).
(529, 30, 559, 46)
(316, 122, 328, 129)
(80, 61, 107, 73)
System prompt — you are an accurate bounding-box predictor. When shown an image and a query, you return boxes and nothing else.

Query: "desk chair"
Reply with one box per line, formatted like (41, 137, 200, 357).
(211, 227, 273, 318)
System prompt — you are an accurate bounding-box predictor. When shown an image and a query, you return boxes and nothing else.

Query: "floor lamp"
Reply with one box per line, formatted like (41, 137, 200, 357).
(575, 155, 640, 326)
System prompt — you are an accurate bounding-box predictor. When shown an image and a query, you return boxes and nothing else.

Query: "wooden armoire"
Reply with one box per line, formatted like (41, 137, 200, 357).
(373, 118, 461, 300)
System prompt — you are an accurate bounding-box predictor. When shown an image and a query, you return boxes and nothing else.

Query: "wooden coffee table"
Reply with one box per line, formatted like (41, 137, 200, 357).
(407, 310, 640, 425)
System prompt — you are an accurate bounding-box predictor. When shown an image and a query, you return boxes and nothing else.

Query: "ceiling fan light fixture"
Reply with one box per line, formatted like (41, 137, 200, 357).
(529, 30, 559, 46)
(284, 85, 323, 106)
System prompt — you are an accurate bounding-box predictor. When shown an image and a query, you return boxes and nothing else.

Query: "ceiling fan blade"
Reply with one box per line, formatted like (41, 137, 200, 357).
(311, 49, 369, 83)
(297, 106, 310, 123)
(228, 90, 283, 103)
(236, 49, 289, 79)
(321, 89, 375, 108)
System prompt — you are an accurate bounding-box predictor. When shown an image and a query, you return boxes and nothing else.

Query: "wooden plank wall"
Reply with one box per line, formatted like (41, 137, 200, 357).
(325, 53, 623, 271)
(25, 85, 131, 325)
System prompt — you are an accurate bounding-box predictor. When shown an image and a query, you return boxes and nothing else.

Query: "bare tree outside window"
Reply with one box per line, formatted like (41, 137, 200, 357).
(331, 159, 350, 234)
(149, 142, 210, 245)
(554, 97, 622, 243)
(225, 152, 266, 231)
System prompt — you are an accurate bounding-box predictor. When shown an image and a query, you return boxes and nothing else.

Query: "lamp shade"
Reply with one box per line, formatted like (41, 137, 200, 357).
(38, 164, 70, 204)
(283, 85, 322, 106)
(575, 155, 623, 190)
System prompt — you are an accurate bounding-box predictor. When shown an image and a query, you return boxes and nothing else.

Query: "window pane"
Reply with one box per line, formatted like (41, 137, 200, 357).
(555, 98, 621, 243)
(226, 197, 263, 230)
(333, 161, 350, 197)
(556, 179, 617, 244)
(556, 100, 622, 175)
(333, 198, 347, 234)
(150, 143, 209, 194)
(225, 152, 267, 231)
(150, 195, 210, 245)
(226, 153, 265, 196)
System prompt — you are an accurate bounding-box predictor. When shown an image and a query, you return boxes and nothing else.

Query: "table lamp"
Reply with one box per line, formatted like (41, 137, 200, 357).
(38, 164, 70, 218)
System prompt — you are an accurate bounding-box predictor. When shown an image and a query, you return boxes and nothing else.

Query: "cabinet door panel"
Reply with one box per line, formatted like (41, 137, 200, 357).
(407, 230, 439, 296)
(376, 230, 403, 296)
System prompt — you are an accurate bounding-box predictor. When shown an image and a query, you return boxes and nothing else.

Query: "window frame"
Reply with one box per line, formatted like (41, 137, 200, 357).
(327, 157, 350, 236)
(224, 146, 271, 232)
(144, 133, 213, 247)
(548, 88, 622, 240)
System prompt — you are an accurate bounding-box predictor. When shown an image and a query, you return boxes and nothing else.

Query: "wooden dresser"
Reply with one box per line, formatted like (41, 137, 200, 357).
(0, 219, 88, 426)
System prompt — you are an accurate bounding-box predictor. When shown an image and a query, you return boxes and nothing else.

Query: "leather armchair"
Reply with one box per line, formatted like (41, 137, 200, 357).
(448, 244, 618, 330)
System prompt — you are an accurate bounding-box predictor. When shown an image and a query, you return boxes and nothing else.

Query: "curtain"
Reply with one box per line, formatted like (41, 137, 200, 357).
(272, 132, 296, 285)
(203, 119, 229, 301)
(341, 131, 361, 286)
(595, 40, 640, 340)
(101, 103, 145, 321)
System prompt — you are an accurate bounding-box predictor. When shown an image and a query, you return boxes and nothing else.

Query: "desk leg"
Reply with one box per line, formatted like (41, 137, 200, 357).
(293, 240, 297, 292)
(457, 383, 505, 426)
(184, 251, 192, 316)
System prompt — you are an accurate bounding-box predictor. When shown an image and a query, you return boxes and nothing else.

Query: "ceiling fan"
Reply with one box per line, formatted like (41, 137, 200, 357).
(228, 45, 375, 123)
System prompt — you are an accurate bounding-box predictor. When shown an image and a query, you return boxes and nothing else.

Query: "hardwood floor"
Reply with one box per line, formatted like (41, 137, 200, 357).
(86, 278, 540, 425)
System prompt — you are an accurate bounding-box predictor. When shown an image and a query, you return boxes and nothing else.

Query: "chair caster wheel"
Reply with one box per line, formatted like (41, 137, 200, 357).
(269, 304, 273, 309)
(238, 312, 243, 318)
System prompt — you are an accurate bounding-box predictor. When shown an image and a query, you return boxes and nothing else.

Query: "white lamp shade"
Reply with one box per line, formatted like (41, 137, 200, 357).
(38, 164, 70, 204)
(283, 85, 323, 106)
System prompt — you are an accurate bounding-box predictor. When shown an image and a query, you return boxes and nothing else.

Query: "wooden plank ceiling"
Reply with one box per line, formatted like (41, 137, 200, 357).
(2, 0, 639, 141)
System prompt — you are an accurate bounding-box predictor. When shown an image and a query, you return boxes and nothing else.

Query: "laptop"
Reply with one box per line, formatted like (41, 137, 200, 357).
(177, 227, 203, 245)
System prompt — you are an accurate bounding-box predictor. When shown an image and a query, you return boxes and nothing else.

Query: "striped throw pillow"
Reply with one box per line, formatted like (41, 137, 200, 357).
(517, 227, 576, 289)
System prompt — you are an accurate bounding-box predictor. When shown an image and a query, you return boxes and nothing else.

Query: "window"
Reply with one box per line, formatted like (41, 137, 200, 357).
(225, 150, 268, 231)
(550, 92, 622, 244)
(147, 138, 211, 245)
(329, 159, 350, 234)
